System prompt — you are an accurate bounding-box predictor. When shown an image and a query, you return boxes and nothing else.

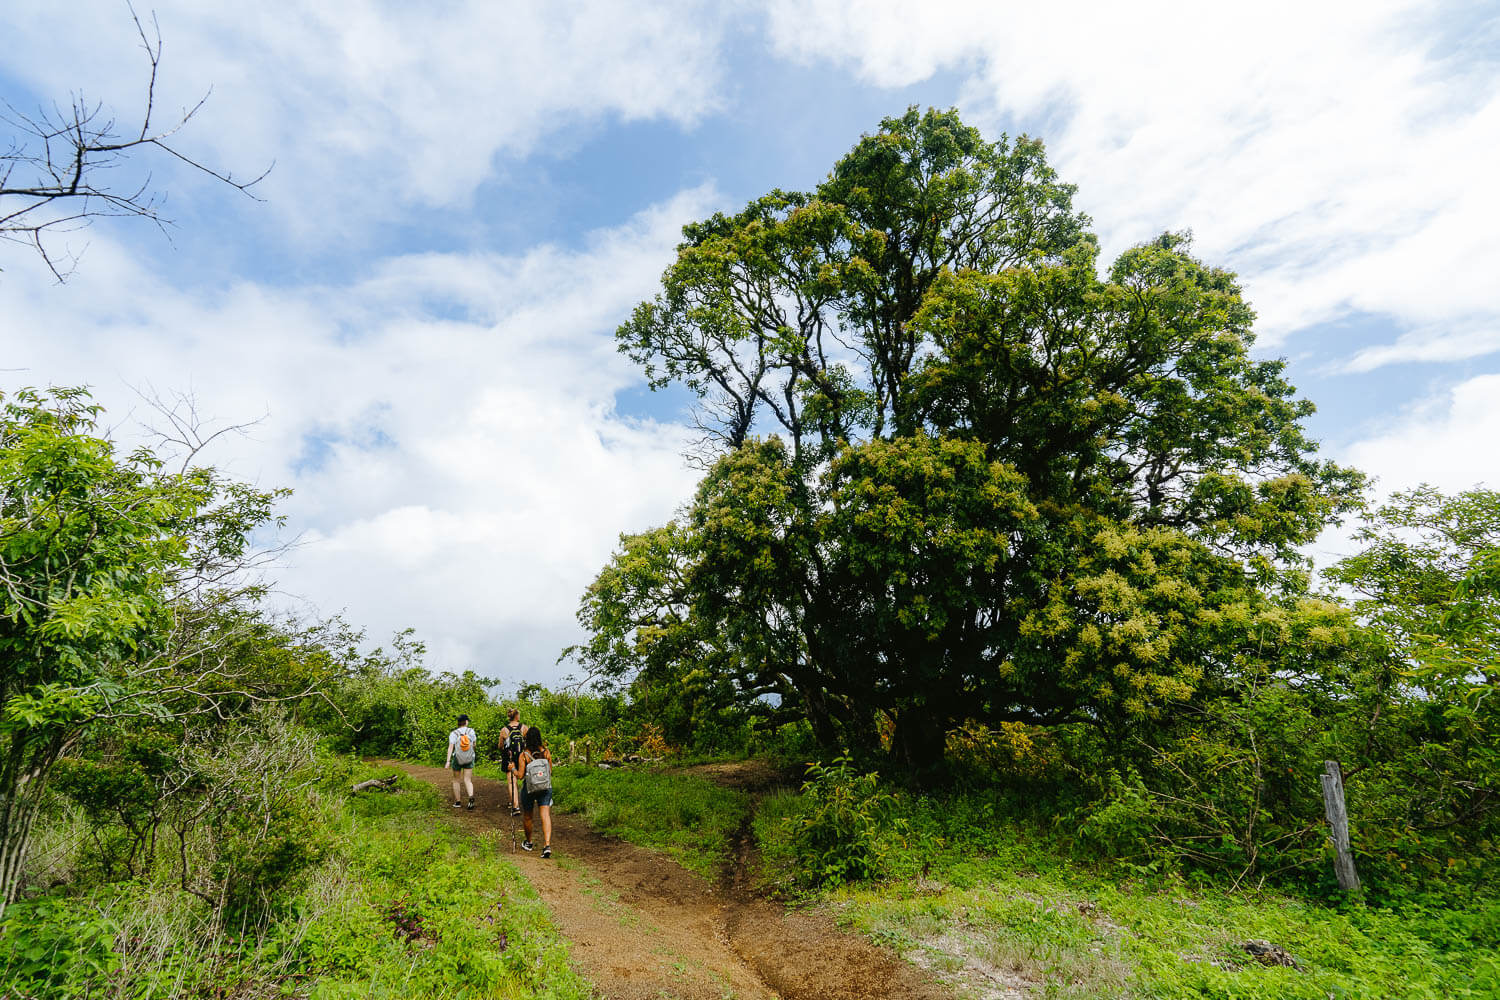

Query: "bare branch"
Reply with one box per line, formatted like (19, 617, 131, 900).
(0, 4, 270, 280)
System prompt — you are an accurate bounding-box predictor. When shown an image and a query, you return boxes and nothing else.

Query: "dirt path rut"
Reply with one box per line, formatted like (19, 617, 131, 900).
(393, 762, 952, 1000)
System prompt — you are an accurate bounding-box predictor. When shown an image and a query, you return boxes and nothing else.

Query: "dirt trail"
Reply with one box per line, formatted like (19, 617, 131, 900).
(392, 761, 953, 1000)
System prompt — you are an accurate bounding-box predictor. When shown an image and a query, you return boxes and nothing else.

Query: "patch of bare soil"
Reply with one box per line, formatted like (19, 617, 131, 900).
(391, 761, 955, 1000)
(677, 758, 791, 793)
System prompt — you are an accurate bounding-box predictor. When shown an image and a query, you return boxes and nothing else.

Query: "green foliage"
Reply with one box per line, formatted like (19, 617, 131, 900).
(1072, 770, 1155, 860)
(779, 757, 902, 889)
(582, 109, 1364, 772)
(0, 387, 292, 913)
(1048, 487, 1498, 896)
(48, 711, 336, 928)
(50, 723, 185, 879)
(559, 523, 768, 756)
(762, 718, 820, 770)
(314, 630, 504, 762)
(0, 896, 119, 997)
(511, 682, 625, 750)
(214, 795, 328, 925)
(3, 757, 591, 999)
(1306, 487, 1500, 895)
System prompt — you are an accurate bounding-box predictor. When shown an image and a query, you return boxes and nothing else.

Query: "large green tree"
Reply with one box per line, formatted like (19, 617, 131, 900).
(0, 388, 288, 913)
(578, 108, 1362, 767)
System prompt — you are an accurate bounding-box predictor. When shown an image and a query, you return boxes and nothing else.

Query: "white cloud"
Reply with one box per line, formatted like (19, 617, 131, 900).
(5, 0, 732, 246)
(762, 0, 1500, 360)
(1343, 322, 1500, 372)
(0, 188, 719, 683)
(1341, 373, 1500, 495)
(1309, 372, 1500, 571)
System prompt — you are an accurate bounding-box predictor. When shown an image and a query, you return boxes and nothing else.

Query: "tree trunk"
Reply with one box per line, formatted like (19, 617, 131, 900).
(889, 706, 949, 778)
(800, 684, 841, 756)
(0, 731, 65, 917)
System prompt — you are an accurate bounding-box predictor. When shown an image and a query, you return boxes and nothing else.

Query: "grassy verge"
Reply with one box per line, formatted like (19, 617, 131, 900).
(833, 869, 1500, 999)
(524, 763, 751, 879)
(757, 783, 1500, 999)
(1, 763, 593, 1000)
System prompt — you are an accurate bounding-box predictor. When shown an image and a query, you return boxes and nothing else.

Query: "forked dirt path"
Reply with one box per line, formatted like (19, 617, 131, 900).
(392, 761, 953, 1000)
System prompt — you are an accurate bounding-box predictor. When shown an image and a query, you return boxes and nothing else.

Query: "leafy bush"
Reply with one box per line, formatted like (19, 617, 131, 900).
(213, 795, 328, 924)
(781, 756, 901, 888)
(316, 634, 505, 764)
(946, 720, 1065, 789)
(50, 724, 192, 881)
(762, 719, 820, 771)
(1071, 770, 1156, 860)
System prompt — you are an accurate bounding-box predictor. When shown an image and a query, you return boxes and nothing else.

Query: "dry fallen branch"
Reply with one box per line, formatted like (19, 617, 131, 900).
(351, 775, 399, 794)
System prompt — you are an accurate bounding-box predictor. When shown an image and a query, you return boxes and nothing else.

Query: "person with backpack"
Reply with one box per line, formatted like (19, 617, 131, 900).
(517, 724, 554, 857)
(445, 714, 478, 810)
(498, 709, 526, 817)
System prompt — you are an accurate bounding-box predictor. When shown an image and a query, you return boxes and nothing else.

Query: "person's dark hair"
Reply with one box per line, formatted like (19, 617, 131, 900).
(524, 725, 543, 754)
(457, 714, 469, 725)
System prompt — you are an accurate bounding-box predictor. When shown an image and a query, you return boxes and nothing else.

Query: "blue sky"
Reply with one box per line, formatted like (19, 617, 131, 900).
(3, 0, 1498, 686)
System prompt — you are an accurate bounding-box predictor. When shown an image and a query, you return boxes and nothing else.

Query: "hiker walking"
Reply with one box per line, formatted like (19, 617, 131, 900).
(518, 724, 554, 858)
(499, 708, 526, 816)
(445, 713, 478, 810)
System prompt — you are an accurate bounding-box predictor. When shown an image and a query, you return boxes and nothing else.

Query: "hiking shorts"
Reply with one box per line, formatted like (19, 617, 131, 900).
(521, 786, 553, 810)
(451, 759, 474, 772)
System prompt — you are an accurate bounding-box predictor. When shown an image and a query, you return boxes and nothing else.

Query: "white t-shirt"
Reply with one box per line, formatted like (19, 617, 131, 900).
(448, 726, 478, 765)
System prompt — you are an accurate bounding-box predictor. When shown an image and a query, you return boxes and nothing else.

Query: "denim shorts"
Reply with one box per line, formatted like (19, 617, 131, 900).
(521, 786, 553, 810)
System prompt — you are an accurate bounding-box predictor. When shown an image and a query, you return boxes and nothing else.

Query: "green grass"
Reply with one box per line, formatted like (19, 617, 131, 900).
(836, 870, 1500, 999)
(758, 784, 1500, 999)
(541, 763, 751, 879)
(288, 772, 593, 1000)
(1, 762, 594, 1000)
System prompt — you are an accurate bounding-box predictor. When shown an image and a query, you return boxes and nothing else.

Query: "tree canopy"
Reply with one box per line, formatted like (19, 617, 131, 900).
(574, 108, 1365, 769)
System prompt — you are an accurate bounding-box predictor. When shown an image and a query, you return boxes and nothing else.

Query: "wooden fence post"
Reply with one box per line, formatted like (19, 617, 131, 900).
(1319, 759, 1361, 892)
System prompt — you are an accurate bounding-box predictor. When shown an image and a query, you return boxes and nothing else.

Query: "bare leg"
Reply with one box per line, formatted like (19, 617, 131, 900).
(523, 807, 534, 843)
(462, 770, 474, 800)
(451, 774, 461, 802)
(540, 804, 552, 848)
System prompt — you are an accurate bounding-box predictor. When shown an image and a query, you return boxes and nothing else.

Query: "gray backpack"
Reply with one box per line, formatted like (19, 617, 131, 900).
(524, 754, 551, 793)
(453, 728, 476, 767)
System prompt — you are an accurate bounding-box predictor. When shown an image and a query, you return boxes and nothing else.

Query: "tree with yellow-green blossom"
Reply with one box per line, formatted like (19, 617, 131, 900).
(573, 108, 1365, 769)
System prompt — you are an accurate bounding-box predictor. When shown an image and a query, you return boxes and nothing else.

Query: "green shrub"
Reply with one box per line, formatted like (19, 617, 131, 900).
(214, 796, 329, 924)
(782, 756, 901, 888)
(763, 719, 820, 771)
(1071, 769, 1155, 860)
